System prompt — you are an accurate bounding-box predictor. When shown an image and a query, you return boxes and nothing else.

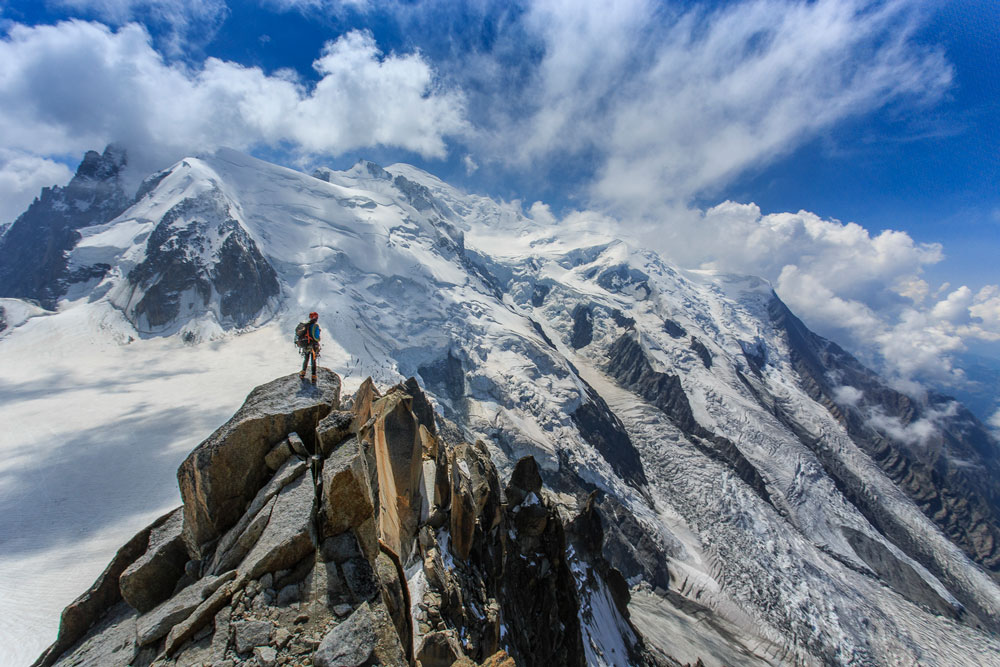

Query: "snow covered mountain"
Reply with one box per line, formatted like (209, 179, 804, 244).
(2, 147, 999, 666)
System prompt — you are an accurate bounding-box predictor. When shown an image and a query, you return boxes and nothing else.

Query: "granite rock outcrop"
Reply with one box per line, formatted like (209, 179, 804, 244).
(35, 371, 652, 667)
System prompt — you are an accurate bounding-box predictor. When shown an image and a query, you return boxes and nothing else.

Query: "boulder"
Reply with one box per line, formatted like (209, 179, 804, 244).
(417, 629, 464, 667)
(211, 496, 277, 576)
(317, 410, 355, 456)
(38, 602, 139, 667)
(239, 471, 316, 579)
(321, 533, 363, 563)
(264, 439, 293, 471)
(321, 436, 375, 537)
(208, 605, 232, 663)
(254, 645, 278, 667)
(233, 619, 273, 654)
(177, 369, 340, 557)
(314, 602, 377, 667)
(370, 600, 409, 667)
(135, 571, 235, 646)
(352, 377, 381, 426)
(287, 432, 309, 457)
(376, 548, 411, 660)
(164, 575, 244, 655)
(210, 458, 308, 575)
(119, 507, 188, 612)
(342, 556, 379, 602)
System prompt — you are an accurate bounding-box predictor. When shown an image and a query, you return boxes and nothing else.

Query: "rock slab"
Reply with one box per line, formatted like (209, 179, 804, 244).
(314, 602, 376, 667)
(177, 369, 339, 556)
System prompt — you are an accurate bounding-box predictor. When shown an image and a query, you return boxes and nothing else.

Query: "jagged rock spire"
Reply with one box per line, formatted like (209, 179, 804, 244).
(0, 145, 131, 308)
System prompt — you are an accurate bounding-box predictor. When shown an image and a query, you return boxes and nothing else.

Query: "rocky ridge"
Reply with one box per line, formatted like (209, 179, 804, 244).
(34, 371, 653, 667)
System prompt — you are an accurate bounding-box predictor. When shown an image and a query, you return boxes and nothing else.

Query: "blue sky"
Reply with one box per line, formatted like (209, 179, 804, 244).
(0, 0, 997, 409)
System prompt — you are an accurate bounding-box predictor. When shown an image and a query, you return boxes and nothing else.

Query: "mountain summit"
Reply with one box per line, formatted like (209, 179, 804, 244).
(3, 147, 1000, 666)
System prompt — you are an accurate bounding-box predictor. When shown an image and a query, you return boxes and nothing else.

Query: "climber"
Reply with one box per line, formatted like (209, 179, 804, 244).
(296, 311, 321, 383)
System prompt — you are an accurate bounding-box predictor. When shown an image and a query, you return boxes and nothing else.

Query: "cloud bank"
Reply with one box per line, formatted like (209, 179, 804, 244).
(0, 20, 467, 182)
(628, 201, 1000, 389)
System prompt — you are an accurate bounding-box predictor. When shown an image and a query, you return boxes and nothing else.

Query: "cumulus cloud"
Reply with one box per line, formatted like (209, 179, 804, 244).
(605, 198, 998, 387)
(931, 286, 973, 322)
(527, 201, 557, 225)
(970, 286, 1000, 330)
(0, 20, 467, 182)
(0, 150, 74, 223)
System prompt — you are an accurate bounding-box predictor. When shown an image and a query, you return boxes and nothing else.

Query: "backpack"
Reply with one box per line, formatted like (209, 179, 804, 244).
(294, 321, 311, 348)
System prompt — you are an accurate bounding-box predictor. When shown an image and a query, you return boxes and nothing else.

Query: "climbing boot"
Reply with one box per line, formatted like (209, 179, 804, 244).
(299, 370, 306, 380)
(311, 374, 318, 385)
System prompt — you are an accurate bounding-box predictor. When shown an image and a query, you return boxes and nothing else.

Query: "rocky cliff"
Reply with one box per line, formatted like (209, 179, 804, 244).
(34, 372, 653, 667)
(0, 145, 132, 308)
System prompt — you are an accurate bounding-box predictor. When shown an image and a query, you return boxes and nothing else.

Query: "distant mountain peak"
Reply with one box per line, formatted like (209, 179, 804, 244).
(0, 144, 132, 308)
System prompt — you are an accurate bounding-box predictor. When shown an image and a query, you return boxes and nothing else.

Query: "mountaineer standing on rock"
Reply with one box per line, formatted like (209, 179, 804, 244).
(296, 311, 321, 383)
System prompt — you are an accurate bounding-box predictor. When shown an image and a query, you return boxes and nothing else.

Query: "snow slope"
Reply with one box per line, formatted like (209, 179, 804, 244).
(2, 148, 999, 665)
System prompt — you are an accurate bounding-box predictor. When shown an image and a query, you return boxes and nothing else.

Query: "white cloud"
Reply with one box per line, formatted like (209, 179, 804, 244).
(601, 198, 1000, 386)
(50, 0, 228, 54)
(481, 0, 952, 210)
(931, 286, 973, 322)
(865, 401, 958, 447)
(0, 20, 467, 181)
(893, 276, 930, 304)
(832, 385, 864, 407)
(0, 150, 75, 224)
(970, 286, 1000, 330)
(527, 201, 556, 225)
(988, 409, 1000, 437)
(462, 154, 479, 175)
(261, 0, 372, 12)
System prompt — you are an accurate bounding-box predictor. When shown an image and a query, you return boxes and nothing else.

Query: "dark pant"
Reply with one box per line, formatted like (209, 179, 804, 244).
(301, 345, 318, 374)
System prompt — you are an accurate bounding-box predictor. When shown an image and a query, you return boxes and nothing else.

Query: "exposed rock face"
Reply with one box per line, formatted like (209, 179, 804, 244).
(501, 457, 587, 666)
(608, 332, 772, 505)
(118, 508, 187, 612)
(177, 369, 340, 557)
(570, 380, 649, 494)
(368, 389, 426, 559)
(0, 145, 131, 308)
(567, 491, 652, 666)
(571, 303, 594, 349)
(768, 297, 1000, 625)
(38, 372, 653, 667)
(32, 515, 155, 667)
(122, 186, 279, 332)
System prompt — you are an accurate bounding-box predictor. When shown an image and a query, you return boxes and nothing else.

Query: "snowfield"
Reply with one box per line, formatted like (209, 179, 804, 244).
(2, 149, 999, 665)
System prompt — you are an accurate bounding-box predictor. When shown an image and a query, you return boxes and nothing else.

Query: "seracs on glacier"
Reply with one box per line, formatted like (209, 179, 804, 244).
(1, 147, 999, 666)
